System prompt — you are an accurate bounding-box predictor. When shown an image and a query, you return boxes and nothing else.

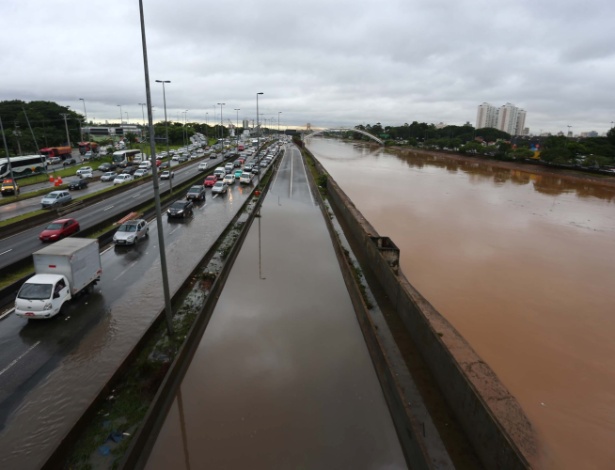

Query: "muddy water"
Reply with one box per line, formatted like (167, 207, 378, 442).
(306, 138, 615, 469)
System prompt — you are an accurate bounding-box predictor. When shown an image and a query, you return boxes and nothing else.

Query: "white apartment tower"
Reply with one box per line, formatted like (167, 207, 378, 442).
(476, 102, 498, 129)
(476, 102, 527, 135)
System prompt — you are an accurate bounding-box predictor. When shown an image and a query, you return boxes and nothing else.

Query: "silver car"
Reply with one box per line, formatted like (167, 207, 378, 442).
(113, 219, 149, 245)
(41, 190, 72, 209)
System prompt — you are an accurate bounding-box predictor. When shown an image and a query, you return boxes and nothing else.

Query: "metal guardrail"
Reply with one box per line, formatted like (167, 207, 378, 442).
(56, 200, 84, 216)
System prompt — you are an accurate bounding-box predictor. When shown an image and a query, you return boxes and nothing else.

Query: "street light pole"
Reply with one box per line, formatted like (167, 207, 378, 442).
(182, 110, 188, 148)
(256, 92, 263, 149)
(234, 108, 240, 150)
(60, 113, 71, 148)
(205, 112, 208, 143)
(138, 102, 147, 142)
(155, 80, 172, 193)
(79, 98, 88, 141)
(278, 111, 282, 139)
(139, 0, 174, 335)
(217, 103, 225, 141)
(117, 104, 123, 124)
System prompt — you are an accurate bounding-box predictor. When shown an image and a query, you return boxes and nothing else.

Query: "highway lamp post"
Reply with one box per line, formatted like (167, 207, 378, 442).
(125, 112, 129, 125)
(139, 0, 174, 335)
(567, 125, 572, 138)
(278, 111, 282, 139)
(117, 104, 123, 147)
(182, 110, 188, 148)
(60, 113, 71, 148)
(234, 108, 240, 150)
(205, 112, 208, 143)
(217, 103, 225, 141)
(79, 98, 88, 141)
(256, 92, 263, 151)
(138, 102, 147, 143)
(155, 80, 172, 193)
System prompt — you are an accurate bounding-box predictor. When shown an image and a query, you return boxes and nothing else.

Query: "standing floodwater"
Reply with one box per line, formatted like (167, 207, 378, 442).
(145, 146, 405, 469)
(307, 138, 615, 469)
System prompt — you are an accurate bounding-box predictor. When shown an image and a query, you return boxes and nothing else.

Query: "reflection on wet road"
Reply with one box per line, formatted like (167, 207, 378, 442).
(145, 145, 405, 469)
(306, 138, 615, 469)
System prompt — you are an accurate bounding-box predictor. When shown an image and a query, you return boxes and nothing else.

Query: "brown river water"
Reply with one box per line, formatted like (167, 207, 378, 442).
(307, 138, 615, 469)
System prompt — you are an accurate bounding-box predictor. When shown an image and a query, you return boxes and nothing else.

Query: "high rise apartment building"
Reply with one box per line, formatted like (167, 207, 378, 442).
(476, 102, 527, 135)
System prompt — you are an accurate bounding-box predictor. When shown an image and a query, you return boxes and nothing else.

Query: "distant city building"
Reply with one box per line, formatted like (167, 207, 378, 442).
(476, 102, 526, 135)
(580, 131, 598, 137)
(242, 119, 250, 129)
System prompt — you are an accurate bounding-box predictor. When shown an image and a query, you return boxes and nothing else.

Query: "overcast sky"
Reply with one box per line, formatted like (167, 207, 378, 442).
(2, 0, 614, 135)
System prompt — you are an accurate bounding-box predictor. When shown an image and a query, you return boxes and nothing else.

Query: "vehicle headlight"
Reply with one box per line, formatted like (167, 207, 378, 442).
(43, 302, 52, 310)
(128, 235, 136, 241)
(177, 210, 184, 214)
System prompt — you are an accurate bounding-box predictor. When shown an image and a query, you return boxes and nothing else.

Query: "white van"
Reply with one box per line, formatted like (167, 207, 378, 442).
(214, 167, 226, 180)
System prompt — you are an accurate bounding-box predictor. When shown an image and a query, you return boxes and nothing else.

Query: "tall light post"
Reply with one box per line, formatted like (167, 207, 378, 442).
(138, 102, 147, 143)
(217, 103, 225, 141)
(117, 104, 123, 124)
(79, 98, 87, 141)
(256, 92, 263, 149)
(182, 110, 188, 148)
(234, 108, 240, 150)
(139, 0, 174, 335)
(60, 113, 71, 147)
(155, 81, 171, 151)
(205, 112, 208, 143)
(567, 125, 572, 138)
(278, 111, 282, 139)
(125, 112, 129, 124)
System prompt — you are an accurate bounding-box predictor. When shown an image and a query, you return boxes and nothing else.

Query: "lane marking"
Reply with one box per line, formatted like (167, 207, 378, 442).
(0, 249, 13, 256)
(103, 205, 115, 211)
(0, 307, 15, 321)
(0, 341, 41, 378)
(169, 226, 181, 235)
(298, 151, 316, 206)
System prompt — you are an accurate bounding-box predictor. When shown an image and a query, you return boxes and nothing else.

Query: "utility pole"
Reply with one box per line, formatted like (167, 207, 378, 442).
(234, 108, 240, 151)
(60, 114, 71, 148)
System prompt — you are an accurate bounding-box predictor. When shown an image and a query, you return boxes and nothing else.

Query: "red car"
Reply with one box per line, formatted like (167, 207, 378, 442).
(39, 218, 80, 242)
(204, 175, 217, 188)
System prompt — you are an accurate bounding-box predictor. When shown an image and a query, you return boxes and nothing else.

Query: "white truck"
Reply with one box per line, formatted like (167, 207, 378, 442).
(15, 238, 102, 320)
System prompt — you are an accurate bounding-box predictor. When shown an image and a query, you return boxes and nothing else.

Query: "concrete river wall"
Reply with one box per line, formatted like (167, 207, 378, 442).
(304, 147, 539, 469)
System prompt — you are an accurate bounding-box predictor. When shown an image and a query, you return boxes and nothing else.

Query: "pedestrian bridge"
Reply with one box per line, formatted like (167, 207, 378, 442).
(305, 128, 384, 145)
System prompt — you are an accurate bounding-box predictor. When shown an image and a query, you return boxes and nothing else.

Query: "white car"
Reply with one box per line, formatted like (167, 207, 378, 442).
(198, 162, 208, 171)
(113, 219, 149, 245)
(223, 174, 235, 185)
(76, 166, 93, 176)
(101, 171, 117, 182)
(212, 181, 228, 194)
(113, 174, 134, 185)
(133, 169, 149, 178)
(78, 170, 93, 179)
(160, 170, 175, 180)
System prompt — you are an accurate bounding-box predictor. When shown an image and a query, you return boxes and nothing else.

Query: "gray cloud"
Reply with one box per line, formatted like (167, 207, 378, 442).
(1, 0, 614, 134)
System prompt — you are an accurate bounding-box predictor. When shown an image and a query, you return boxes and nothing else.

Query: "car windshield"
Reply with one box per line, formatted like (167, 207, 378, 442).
(47, 193, 59, 199)
(171, 201, 186, 209)
(18, 283, 52, 300)
(119, 224, 137, 232)
(46, 222, 63, 230)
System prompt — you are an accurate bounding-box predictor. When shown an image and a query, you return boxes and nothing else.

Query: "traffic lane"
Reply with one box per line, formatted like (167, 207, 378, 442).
(0, 181, 253, 464)
(0, 159, 214, 269)
(0, 157, 214, 220)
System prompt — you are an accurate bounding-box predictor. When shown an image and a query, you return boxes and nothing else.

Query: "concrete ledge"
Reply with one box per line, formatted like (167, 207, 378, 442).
(306, 149, 538, 469)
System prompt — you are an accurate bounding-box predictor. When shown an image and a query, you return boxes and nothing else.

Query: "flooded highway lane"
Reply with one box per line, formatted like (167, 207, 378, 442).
(145, 145, 405, 469)
(0, 179, 253, 469)
(306, 138, 615, 469)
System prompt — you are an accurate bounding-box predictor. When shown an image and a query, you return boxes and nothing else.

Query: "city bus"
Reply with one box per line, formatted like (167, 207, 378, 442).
(112, 149, 144, 167)
(0, 155, 48, 179)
